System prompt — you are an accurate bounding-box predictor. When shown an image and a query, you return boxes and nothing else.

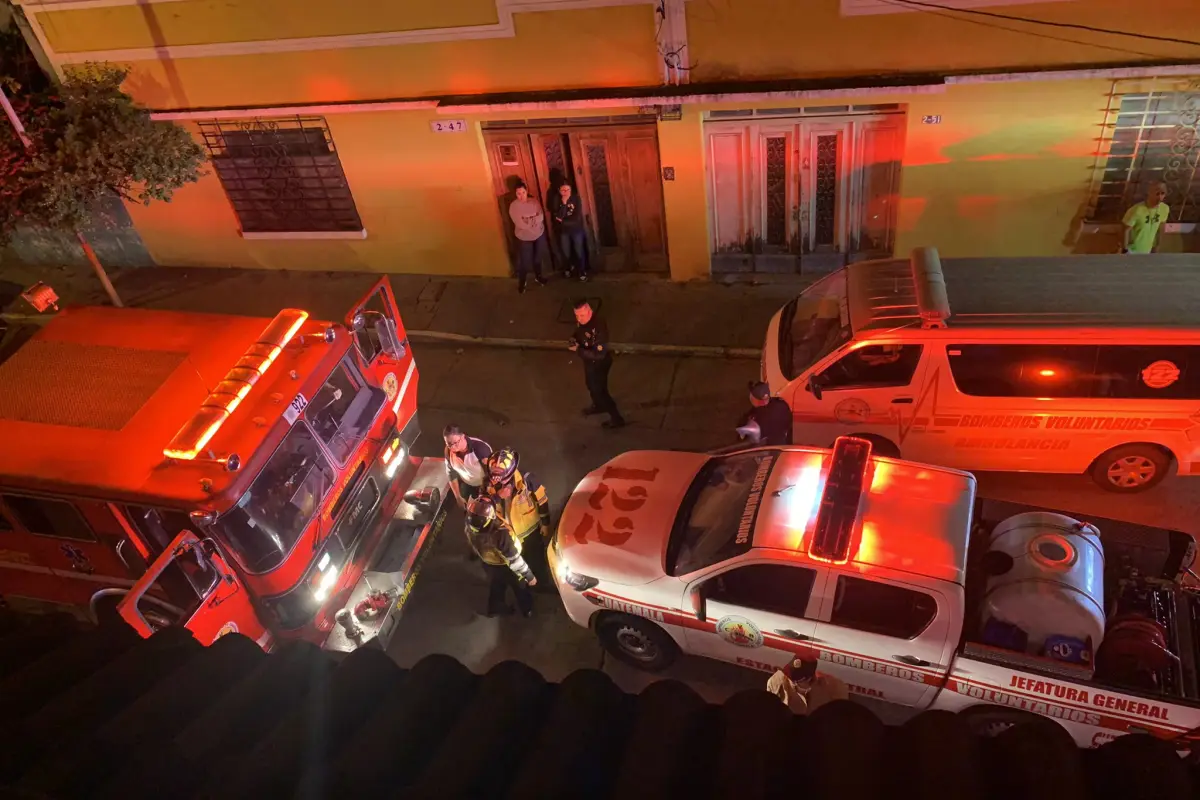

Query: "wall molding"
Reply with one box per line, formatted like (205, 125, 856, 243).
(21, 0, 661, 66)
(840, 0, 1075, 15)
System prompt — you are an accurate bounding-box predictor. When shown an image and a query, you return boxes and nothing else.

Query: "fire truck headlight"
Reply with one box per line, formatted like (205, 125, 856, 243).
(385, 445, 406, 479)
(313, 566, 340, 603)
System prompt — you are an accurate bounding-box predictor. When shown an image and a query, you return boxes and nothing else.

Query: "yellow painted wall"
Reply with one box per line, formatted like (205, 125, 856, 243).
(38, 0, 500, 52)
(128, 111, 513, 276)
(656, 110, 711, 281)
(56, 5, 660, 109)
(687, 0, 1200, 80)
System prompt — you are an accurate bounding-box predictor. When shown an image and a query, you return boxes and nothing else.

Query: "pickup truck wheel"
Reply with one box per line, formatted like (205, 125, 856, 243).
(961, 705, 1043, 737)
(1090, 444, 1171, 493)
(597, 614, 679, 672)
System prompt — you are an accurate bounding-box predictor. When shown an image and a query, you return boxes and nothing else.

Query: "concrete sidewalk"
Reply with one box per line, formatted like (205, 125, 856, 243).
(0, 263, 811, 358)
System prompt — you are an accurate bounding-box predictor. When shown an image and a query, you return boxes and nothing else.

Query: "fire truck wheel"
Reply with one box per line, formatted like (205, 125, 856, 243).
(1089, 444, 1171, 493)
(960, 705, 1043, 738)
(596, 614, 679, 672)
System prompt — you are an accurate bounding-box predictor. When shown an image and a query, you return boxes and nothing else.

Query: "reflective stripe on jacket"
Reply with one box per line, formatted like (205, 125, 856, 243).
(488, 469, 551, 540)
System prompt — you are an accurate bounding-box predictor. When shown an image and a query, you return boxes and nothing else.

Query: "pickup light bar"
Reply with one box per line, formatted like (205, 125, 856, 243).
(164, 309, 310, 461)
(810, 436, 872, 562)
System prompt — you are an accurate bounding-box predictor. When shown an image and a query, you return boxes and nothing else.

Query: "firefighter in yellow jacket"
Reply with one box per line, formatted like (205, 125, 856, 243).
(464, 494, 536, 618)
(484, 447, 553, 586)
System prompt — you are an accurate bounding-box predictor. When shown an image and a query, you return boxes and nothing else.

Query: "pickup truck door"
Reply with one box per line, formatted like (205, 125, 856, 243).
(683, 559, 827, 672)
(810, 570, 955, 708)
(118, 531, 267, 648)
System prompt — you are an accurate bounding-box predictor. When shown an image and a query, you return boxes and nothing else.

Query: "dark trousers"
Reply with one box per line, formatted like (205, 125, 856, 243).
(483, 562, 533, 616)
(584, 356, 622, 422)
(559, 229, 588, 274)
(516, 234, 549, 280)
(519, 532, 553, 590)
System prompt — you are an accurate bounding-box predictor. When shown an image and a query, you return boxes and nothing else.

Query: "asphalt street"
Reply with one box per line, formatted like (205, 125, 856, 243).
(385, 341, 1200, 715)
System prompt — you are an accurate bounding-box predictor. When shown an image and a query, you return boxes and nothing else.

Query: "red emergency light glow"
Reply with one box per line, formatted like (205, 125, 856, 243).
(810, 436, 872, 563)
(1038, 368, 1057, 378)
(164, 309, 309, 460)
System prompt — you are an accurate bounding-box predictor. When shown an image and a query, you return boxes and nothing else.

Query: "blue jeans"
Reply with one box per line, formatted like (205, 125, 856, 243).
(559, 229, 588, 274)
(516, 234, 548, 280)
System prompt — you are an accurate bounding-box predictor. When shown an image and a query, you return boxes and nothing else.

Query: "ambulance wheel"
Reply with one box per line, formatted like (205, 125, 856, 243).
(597, 613, 679, 672)
(1090, 444, 1171, 493)
(961, 705, 1043, 738)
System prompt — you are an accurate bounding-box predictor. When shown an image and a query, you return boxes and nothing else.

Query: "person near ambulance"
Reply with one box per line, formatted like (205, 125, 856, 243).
(443, 424, 494, 508)
(737, 381, 793, 446)
(766, 658, 850, 715)
(484, 447, 553, 586)
(464, 495, 536, 618)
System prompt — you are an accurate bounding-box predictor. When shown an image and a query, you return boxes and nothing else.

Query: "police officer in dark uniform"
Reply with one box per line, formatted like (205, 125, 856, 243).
(464, 494, 536, 618)
(570, 299, 625, 429)
(738, 381, 793, 446)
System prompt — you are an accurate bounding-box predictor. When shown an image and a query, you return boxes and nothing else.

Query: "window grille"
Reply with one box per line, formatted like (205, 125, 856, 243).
(1093, 86, 1200, 224)
(198, 117, 364, 234)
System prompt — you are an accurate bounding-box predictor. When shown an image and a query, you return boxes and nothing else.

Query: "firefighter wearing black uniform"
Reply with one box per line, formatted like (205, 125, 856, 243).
(570, 299, 625, 429)
(738, 381, 793, 446)
(484, 447, 553, 588)
(465, 495, 535, 618)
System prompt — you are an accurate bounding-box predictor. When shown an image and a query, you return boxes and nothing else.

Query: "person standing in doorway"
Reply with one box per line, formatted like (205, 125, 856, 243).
(509, 183, 550, 294)
(552, 180, 590, 282)
(1121, 182, 1169, 254)
(569, 299, 625, 429)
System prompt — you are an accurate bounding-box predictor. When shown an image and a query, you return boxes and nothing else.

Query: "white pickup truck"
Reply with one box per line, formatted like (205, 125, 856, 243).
(549, 436, 1200, 748)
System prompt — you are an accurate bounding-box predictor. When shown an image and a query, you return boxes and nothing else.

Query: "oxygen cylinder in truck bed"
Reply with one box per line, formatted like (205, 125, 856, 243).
(980, 512, 1106, 658)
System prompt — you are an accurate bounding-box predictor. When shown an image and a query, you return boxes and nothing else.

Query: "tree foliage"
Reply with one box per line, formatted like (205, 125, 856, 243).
(0, 63, 206, 239)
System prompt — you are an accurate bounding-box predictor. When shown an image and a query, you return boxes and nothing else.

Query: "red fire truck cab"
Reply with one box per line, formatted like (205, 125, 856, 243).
(0, 278, 447, 654)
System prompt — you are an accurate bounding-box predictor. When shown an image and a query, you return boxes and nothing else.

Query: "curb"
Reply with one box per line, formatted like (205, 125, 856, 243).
(407, 329, 763, 360)
(1, 312, 763, 360)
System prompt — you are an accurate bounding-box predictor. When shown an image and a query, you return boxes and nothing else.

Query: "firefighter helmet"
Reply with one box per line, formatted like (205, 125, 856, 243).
(465, 494, 497, 533)
(488, 447, 519, 485)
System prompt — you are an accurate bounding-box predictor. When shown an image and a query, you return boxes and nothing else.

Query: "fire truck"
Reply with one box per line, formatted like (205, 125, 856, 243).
(551, 436, 1200, 748)
(0, 279, 447, 654)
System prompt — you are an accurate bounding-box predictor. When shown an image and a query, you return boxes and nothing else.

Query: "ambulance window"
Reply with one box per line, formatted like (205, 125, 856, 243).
(830, 576, 936, 639)
(706, 564, 817, 619)
(1, 494, 97, 542)
(1093, 346, 1199, 400)
(947, 345, 1098, 398)
(817, 345, 923, 391)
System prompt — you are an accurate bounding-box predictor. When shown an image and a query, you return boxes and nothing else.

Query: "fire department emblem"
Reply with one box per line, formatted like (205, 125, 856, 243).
(214, 622, 238, 641)
(716, 615, 763, 648)
(383, 372, 400, 401)
(834, 398, 871, 425)
(1141, 360, 1180, 390)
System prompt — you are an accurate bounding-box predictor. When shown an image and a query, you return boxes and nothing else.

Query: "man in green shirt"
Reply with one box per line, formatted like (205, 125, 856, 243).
(1121, 182, 1169, 254)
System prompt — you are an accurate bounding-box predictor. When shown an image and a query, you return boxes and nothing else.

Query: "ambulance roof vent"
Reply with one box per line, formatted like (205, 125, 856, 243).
(910, 247, 951, 329)
(810, 436, 872, 563)
(164, 309, 309, 461)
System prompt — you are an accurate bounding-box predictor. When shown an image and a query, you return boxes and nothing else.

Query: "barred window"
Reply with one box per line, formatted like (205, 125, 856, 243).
(199, 117, 364, 234)
(1093, 87, 1200, 224)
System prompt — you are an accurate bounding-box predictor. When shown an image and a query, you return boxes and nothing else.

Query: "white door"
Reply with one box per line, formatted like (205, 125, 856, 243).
(810, 571, 954, 708)
(789, 342, 930, 455)
(683, 560, 825, 673)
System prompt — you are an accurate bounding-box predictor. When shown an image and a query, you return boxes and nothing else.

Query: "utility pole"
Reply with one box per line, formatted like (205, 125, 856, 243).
(0, 85, 123, 308)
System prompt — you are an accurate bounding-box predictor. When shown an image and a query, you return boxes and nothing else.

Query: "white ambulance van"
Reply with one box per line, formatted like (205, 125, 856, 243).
(760, 248, 1200, 493)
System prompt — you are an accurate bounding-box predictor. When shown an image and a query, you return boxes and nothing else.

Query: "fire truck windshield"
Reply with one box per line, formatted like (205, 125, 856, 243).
(667, 451, 779, 576)
(215, 423, 334, 574)
(305, 358, 387, 464)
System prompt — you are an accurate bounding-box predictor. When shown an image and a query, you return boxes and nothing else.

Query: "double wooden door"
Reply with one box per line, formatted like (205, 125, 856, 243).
(484, 125, 667, 273)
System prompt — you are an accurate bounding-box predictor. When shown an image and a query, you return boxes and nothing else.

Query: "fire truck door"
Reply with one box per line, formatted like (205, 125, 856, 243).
(118, 531, 266, 647)
(346, 277, 415, 418)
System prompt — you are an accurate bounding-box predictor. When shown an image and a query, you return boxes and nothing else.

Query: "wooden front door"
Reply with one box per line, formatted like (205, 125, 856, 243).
(483, 125, 668, 274)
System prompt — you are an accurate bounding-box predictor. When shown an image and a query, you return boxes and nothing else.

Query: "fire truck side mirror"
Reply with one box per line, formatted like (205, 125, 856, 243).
(688, 584, 706, 622)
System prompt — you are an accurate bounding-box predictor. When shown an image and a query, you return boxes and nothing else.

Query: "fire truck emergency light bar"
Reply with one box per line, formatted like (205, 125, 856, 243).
(809, 436, 872, 563)
(164, 309, 309, 461)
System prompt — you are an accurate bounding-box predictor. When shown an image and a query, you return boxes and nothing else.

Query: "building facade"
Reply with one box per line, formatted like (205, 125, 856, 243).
(13, 0, 1200, 280)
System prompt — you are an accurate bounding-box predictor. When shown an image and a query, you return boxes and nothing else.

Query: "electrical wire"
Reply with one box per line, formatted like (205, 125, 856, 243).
(882, 0, 1200, 49)
(875, 0, 1174, 60)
